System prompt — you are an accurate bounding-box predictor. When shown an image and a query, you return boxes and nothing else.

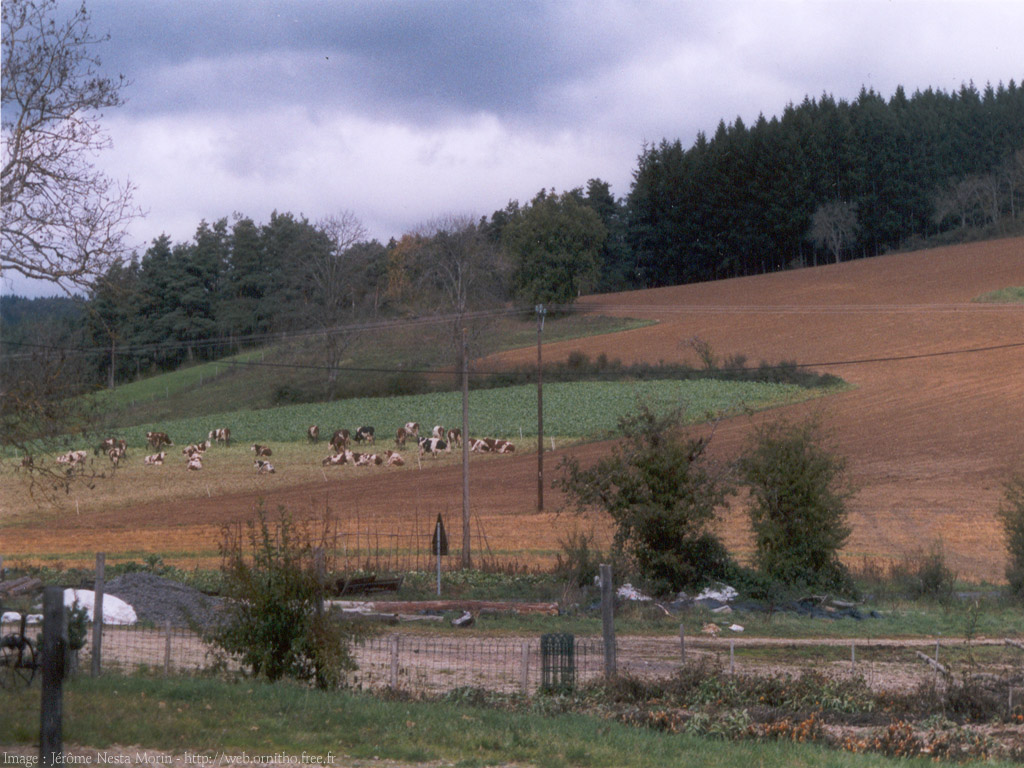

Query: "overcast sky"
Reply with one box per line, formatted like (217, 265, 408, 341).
(4, 0, 1023, 297)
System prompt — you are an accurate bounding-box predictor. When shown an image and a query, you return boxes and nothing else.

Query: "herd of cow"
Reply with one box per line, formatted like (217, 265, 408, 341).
(42, 421, 515, 476)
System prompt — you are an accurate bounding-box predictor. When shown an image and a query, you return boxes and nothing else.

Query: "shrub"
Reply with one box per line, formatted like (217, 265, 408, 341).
(557, 403, 734, 594)
(737, 415, 853, 591)
(998, 472, 1024, 599)
(205, 505, 364, 688)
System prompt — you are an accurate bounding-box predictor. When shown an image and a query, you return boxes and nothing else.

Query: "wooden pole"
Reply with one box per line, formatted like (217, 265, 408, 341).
(521, 643, 530, 695)
(389, 634, 400, 689)
(164, 620, 172, 676)
(679, 623, 686, 664)
(91, 553, 104, 677)
(461, 326, 471, 569)
(600, 564, 615, 678)
(536, 305, 545, 512)
(40, 586, 66, 765)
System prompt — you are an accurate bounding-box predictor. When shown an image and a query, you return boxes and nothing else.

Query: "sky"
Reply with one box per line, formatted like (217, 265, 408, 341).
(4, 0, 1023, 298)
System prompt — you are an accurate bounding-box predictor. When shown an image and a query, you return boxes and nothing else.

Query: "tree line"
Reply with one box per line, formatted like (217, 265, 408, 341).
(5, 80, 1024, 393)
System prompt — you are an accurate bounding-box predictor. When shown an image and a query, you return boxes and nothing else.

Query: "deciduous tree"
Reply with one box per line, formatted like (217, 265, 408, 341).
(2, 0, 140, 290)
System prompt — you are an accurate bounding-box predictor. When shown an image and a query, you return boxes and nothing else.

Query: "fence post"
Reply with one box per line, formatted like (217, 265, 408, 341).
(521, 642, 530, 695)
(40, 586, 66, 765)
(679, 623, 686, 664)
(389, 634, 400, 689)
(600, 564, 616, 678)
(164, 620, 172, 676)
(729, 640, 735, 675)
(91, 552, 105, 677)
(851, 641, 856, 670)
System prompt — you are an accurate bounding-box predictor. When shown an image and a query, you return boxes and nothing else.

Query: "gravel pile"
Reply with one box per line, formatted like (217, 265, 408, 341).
(105, 572, 224, 628)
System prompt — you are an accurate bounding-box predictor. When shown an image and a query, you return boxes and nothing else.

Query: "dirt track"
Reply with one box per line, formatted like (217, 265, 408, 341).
(3, 238, 1023, 580)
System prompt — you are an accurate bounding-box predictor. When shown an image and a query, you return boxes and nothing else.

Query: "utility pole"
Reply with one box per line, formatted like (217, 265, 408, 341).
(536, 304, 546, 512)
(461, 326, 471, 569)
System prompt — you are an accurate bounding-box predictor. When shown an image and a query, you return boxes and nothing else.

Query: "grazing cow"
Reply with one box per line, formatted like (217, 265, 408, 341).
(98, 437, 126, 456)
(395, 427, 409, 446)
(146, 431, 173, 450)
(254, 459, 275, 474)
(107, 445, 126, 466)
(354, 426, 375, 444)
(182, 442, 208, 458)
(56, 450, 87, 465)
(321, 452, 347, 466)
(307, 425, 320, 443)
(330, 429, 350, 452)
(384, 450, 404, 467)
(251, 443, 272, 457)
(143, 452, 165, 466)
(403, 422, 420, 437)
(186, 455, 203, 471)
(446, 428, 462, 447)
(418, 436, 448, 456)
(431, 425, 445, 439)
(208, 427, 231, 446)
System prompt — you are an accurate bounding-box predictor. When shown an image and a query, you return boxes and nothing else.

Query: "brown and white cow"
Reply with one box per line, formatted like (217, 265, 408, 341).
(56, 450, 87, 465)
(182, 441, 209, 458)
(446, 428, 462, 447)
(431, 425, 445, 439)
(395, 427, 410, 446)
(384, 450, 405, 467)
(251, 443, 272, 457)
(98, 437, 126, 456)
(354, 426, 375, 444)
(186, 455, 203, 471)
(404, 422, 420, 437)
(307, 425, 320, 443)
(208, 427, 231, 446)
(254, 459, 275, 474)
(108, 445, 126, 466)
(146, 431, 173, 450)
(330, 429, 350, 452)
(321, 452, 347, 466)
(143, 452, 165, 466)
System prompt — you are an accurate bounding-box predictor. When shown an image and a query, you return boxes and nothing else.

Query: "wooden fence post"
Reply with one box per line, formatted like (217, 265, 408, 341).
(521, 643, 530, 695)
(91, 552, 105, 677)
(40, 586, 66, 765)
(389, 634, 400, 689)
(164, 620, 172, 676)
(600, 564, 616, 678)
(679, 623, 686, 664)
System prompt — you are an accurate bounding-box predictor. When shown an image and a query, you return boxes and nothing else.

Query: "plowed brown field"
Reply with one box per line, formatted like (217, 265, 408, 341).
(3, 238, 1023, 581)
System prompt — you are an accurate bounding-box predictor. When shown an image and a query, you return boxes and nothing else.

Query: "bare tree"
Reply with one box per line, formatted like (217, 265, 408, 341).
(808, 200, 859, 264)
(311, 210, 368, 398)
(2, 0, 140, 291)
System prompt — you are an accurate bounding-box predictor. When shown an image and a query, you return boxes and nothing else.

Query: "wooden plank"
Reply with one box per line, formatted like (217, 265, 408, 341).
(368, 599, 558, 615)
(915, 650, 949, 676)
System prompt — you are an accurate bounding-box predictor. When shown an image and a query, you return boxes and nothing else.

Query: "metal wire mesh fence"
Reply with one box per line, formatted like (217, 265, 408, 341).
(3, 619, 609, 695)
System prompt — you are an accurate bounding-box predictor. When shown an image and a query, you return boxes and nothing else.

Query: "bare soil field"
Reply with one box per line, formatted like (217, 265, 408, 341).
(2, 238, 1023, 581)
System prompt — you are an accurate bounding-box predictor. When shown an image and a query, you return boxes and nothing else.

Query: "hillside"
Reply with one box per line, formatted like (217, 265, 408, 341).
(3, 238, 1022, 581)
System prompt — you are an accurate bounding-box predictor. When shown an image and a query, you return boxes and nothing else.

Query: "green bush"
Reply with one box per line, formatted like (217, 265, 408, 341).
(557, 403, 734, 595)
(737, 415, 853, 592)
(998, 472, 1024, 599)
(204, 505, 364, 688)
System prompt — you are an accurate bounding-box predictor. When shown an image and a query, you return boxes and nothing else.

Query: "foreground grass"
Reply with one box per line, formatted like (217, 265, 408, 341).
(0, 674, 969, 767)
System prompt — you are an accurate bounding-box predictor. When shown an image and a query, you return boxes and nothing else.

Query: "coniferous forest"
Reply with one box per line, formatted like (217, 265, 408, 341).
(3, 80, 1023, 392)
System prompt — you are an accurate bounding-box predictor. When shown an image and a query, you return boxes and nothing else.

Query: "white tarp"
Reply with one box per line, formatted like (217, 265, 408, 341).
(616, 583, 652, 601)
(64, 588, 137, 625)
(696, 584, 738, 603)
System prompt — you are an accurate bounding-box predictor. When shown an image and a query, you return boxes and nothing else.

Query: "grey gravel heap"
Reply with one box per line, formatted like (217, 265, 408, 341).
(105, 572, 223, 628)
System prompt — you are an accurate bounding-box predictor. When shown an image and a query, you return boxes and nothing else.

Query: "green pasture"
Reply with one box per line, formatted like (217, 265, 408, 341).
(92, 378, 835, 449)
(973, 285, 1024, 303)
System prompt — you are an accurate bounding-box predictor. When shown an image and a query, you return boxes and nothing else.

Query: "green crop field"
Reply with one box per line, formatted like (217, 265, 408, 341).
(100, 378, 836, 449)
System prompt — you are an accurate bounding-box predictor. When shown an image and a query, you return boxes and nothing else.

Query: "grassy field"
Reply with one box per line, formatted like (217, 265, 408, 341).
(92, 378, 833, 449)
(94, 313, 654, 425)
(2, 674, 1003, 767)
(973, 285, 1024, 303)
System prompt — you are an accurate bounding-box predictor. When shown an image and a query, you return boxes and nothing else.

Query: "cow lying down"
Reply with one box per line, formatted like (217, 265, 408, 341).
(469, 438, 515, 453)
(144, 452, 165, 465)
(254, 459, 275, 474)
(322, 449, 404, 467)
